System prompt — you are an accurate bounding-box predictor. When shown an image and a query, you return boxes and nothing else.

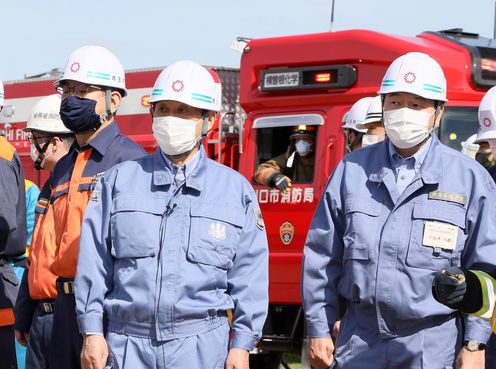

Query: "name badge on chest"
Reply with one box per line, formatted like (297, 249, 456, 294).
(422, 221, 458, 251)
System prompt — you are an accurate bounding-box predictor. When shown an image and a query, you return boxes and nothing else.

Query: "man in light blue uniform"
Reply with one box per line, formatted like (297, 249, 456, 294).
(75, 60, 268, 369)
(301, 52, 496, 369)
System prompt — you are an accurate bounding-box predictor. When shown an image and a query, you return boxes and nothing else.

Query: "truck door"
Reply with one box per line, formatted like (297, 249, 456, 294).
(248, 112, 324, 304)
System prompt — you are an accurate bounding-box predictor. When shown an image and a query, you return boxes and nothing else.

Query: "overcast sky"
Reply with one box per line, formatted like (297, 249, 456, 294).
(2, 0, 495, 81)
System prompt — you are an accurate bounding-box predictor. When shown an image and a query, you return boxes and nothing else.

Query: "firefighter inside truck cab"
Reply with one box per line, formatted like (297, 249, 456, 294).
(342, 96, 371, 153)
(254, 124, 315, 192)
(356, 95, 386, 147)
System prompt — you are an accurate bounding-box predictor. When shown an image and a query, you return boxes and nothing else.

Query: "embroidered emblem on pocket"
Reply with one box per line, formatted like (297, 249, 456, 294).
(209, 222, 226, 241)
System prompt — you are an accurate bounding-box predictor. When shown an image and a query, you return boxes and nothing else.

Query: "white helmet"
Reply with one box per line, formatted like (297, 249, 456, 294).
(357, 95, 382, 129)
(379, 52, 447, 102)
(25, 94, 72, 134)
(461, 134, 479, 159)
(342, 97, 372, 133)
(0, 80, 3, 107)
(58, 45, 127, 96)
(476, 86, 496, 143)
(150, 60, 221, 112)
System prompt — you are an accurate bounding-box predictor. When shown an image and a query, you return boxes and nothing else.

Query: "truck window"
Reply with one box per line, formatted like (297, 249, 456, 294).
(438, 106, 479, 150)
(255, 125, 317, 184)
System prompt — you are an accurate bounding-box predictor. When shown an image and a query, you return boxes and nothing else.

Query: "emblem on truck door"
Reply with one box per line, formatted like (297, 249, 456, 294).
(280, 221, 294, 245)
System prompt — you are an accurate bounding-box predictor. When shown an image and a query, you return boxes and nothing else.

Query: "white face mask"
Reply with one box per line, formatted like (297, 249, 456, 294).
(383, 108, 434, 149)
(295, 140, 312, 156)
(30, 142, 54, 170)
(30, 144, 39, 163)
(361, 134, 381, 147)
(152, 116, 202, 156)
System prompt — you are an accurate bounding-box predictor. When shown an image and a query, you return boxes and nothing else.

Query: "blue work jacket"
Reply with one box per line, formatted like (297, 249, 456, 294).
(302, 135, 496, 343)
(75, 147, 269, 351)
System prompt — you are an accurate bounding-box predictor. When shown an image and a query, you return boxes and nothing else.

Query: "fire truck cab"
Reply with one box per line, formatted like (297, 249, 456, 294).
(238, 28, 496, 367)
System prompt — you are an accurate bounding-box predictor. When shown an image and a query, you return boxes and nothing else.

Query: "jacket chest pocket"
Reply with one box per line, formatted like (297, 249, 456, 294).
(110, 196, 165, 258)
(343, 195, 382, 252)
(406, 201, 466, 270)
(187, 203, 245, 270)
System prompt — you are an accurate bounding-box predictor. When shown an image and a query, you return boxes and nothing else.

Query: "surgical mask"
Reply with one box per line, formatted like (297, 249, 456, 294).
(152, 116, 201, 156)
(30, 144, 39, 163)
(60, 96, 103, 134)
(295, 140, 311, 156)
(383, 108, 434, 149)
(361, 134, 380, 147)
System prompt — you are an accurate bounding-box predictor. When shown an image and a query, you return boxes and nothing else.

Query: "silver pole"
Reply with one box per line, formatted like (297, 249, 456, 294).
(330, 0, 336, 32)
(494, 0, 496, 39)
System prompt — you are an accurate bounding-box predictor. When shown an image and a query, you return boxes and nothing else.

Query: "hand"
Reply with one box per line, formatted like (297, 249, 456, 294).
(81, 335, 108, 369)
(432, 267, 467, 308)
(14, 330, 29, 347)
(309, 337, 335, 369)
(269, 173, 292, 192)
(225, 348, 249, 369)
(332, 321, 341, 338)
(456, 347, 485, 369)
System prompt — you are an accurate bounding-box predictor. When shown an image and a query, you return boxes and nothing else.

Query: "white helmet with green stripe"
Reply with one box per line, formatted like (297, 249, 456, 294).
(0, 80, 4, 106)
(343, 97, 373, 133)
(58, 45, 127, 96)
(150, 60, 221, 112)
(379, 52, 447, 102)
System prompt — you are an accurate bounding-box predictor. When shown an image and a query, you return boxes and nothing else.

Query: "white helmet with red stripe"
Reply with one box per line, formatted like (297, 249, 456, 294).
(476, 86, 496, 143)
(58, 45, 127, 96)
(150, 60, 221, 112)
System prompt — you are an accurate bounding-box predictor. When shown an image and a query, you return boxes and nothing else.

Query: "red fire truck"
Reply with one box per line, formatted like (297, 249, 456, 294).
(1, 28, 494, 368)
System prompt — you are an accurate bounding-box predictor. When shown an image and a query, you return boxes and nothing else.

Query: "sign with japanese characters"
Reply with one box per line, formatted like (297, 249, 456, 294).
(256, 187, 315, 204)
(263, 72, 299, 89)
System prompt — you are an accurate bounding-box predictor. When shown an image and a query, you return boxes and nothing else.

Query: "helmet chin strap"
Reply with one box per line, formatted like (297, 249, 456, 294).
(98, 89, 113, 125)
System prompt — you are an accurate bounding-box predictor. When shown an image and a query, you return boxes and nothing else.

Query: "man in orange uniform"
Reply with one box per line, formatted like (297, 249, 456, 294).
(45, 46, 145, 369)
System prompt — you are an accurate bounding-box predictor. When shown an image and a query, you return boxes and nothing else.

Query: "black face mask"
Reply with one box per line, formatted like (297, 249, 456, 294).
(475, 152, 496, 169)
(60, 96, 102, 134)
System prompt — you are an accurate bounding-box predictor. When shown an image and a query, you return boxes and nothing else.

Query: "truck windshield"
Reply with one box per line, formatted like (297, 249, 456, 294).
(438, 106, 479, 151)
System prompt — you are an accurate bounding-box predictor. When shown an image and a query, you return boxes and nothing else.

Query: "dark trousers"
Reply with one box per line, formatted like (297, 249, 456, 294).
(0, 325, 17, 369)
(26, 306, 53, 369)
(49, 278, 82, 369)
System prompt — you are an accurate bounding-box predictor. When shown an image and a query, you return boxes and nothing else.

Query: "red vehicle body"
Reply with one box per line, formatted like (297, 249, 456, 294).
(237, 28, 494, 366)
(2, 28, 495, 367)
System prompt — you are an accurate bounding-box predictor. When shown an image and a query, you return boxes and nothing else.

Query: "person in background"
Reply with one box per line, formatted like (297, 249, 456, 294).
(356, 95, 386, 147)
(13, 179, 40, 369)
(0, 79, 27, 369)
(14, 94, 74, 369)
(342, 97, 372, 153)
(461, 134, 479, 159)
(254, 124, 316, 192)
(474, 86, 496, 182)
